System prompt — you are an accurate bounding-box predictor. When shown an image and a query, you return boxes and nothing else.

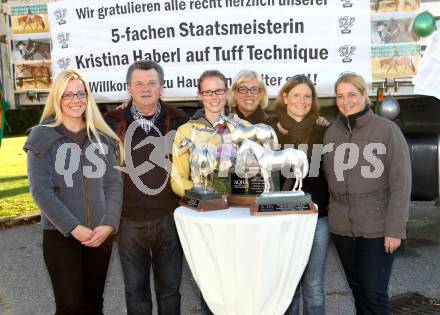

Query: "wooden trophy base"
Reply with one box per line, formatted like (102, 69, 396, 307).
(179, 190, 228, 211)
(227, 195, 256, 207)
(250, 192, 318, 216)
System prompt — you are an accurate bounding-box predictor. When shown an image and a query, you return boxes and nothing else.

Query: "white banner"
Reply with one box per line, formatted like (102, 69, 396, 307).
(48, 0, 371, 101)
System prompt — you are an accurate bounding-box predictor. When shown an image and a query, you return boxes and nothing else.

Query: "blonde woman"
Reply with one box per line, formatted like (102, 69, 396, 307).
(229, 69, 270, 124)
(323, 73, 411, 314)
(24, 70, 123, 314)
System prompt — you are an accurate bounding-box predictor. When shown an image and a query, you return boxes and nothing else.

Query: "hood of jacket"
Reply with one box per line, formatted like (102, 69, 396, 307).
(23, 119, 65, 157)
(23, 118, 118, 157)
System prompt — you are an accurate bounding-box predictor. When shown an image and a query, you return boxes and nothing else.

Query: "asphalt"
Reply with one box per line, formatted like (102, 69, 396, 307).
(0, 201, 439, 315)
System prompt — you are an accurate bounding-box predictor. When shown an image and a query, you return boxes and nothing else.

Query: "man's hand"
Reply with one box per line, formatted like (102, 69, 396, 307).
(384, 237, 401, 253)
(71, 225, 94, 243)
(316, 116, 330, 127)
(276, 122, 288, 135)
(115, 102, 128, 110)
(81, 225, 114, 247)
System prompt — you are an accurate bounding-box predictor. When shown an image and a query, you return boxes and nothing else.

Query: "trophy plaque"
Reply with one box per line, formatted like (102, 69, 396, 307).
(250, 191, 318, 216)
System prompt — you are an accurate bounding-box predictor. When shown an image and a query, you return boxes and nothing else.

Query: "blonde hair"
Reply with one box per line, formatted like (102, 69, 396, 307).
(40, 70, 124, 164)
(229, 70, 269, 110)
(334, 73, 371, 106)
(334, 73, 368, 95)
(272, 74, 320, 115)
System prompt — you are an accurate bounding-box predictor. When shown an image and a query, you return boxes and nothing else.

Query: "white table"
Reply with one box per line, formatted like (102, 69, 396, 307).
(174, 206, 318, 315)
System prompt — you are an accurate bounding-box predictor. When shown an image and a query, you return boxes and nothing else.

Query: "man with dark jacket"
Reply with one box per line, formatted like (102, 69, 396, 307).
(105, 60, 188, 315)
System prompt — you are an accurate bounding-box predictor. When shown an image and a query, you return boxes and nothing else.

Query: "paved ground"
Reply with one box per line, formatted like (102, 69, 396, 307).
(0, 201, 439, 315)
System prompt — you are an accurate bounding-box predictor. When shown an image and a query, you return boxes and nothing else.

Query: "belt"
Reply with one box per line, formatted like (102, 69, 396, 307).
(331, 189, 389, 205)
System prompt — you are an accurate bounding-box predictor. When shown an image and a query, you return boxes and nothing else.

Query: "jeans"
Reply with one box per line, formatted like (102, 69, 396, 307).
(118, 215, 183, 315)
(285, 217, 330, 315)
(332, 234, 394, 315)
(43, 229, 113, 315)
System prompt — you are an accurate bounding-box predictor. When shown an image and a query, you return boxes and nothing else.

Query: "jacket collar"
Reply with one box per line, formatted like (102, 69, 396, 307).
(190, 106, 231, 127)
(336, 106, 372, 132)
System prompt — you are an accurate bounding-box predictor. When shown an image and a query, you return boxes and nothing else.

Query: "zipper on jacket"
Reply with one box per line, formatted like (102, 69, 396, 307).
(346, 119, 352, 135)
(346, 126, 354, 237)
(80, 152, 92, 227)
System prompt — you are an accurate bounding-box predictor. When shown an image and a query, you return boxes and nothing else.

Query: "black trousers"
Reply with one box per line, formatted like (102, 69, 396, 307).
(43, 230, 113, 315)
(332, 234, 394, 315)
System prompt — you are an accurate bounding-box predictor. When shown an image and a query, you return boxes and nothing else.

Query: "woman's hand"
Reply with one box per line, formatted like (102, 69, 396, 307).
(384, 237, 401, 253)
(115, 102, 128, 110)
(71, 225, 94, 243)
(81, 225, 114, 247)
(316, 116, 330, 127)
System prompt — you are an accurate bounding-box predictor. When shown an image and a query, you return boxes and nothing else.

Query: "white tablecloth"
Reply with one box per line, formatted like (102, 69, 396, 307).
(174, 207, 318, 315)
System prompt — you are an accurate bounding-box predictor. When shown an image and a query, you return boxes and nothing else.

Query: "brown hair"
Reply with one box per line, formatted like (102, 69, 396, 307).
(197, 69, 228, 92)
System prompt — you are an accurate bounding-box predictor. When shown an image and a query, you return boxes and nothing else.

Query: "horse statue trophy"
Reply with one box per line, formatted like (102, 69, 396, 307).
(213, 115, 281, 205)
(213, 115, 278, 149)
(236, 139, 317, 215)
(176, 132, 228, 211)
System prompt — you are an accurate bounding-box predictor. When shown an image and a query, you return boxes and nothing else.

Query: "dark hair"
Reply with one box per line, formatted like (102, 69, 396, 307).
(197, 69, 228, 92)
(273, 74, 319, 114)
(126, 60, 164, 85)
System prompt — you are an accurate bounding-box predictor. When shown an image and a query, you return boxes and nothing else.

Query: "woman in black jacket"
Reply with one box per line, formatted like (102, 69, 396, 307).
(272, 75, 330, 315)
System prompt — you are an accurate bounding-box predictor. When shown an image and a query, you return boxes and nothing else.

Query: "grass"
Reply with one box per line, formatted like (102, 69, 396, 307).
(0, 136, 39, 219)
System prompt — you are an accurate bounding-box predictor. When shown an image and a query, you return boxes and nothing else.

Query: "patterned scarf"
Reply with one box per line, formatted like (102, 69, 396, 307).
(130, 102, 161, 133)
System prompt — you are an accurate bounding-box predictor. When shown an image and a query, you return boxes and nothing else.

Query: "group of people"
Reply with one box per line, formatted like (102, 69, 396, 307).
(25, 59, 411, 315)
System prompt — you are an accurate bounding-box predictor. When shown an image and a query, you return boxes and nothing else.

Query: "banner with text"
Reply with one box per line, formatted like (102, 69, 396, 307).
(48, 0, 371, 101)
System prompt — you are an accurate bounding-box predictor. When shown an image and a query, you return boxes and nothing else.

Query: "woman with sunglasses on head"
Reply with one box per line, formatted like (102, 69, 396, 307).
(272, 75, 330, 315)
(25, 69, 123, 314)
(323, 73, 411, 315)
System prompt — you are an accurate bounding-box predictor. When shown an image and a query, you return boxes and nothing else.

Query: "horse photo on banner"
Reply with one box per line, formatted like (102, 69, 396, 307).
(371, 15, 419, 45)
(371, 43, 420, 79)
(14, 61, 52, 91)
(9, 4, 49, 35)
(11, 36, 51, 61)
(371, 0, 420, 13)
